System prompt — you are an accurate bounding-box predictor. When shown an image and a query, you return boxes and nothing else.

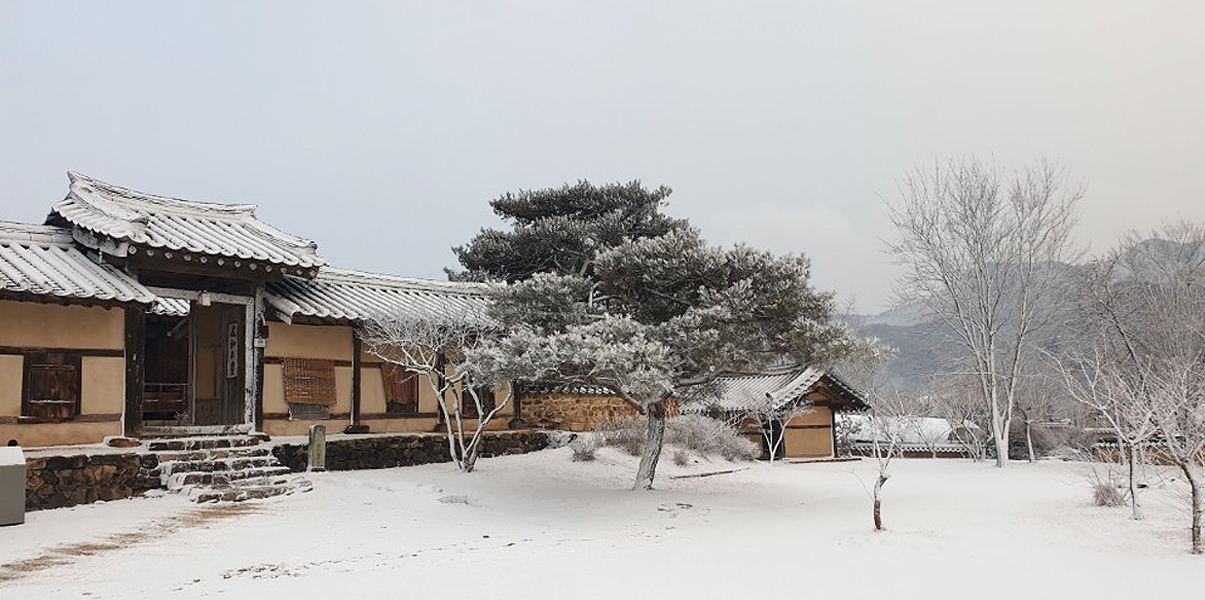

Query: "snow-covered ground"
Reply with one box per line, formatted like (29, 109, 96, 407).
(1, 448, 1199, 599)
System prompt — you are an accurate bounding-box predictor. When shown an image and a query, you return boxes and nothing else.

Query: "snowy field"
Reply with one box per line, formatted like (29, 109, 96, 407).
(1, 448, 1200, 599)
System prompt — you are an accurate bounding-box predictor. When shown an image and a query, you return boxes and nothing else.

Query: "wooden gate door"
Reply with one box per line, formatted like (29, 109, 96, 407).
(220, 304, 246, 426)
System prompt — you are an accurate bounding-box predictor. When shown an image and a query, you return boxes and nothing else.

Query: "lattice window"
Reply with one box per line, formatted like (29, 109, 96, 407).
(282, 358, 337, 407)
(380, 363, 418, 415)
(22, 352, 82, 421)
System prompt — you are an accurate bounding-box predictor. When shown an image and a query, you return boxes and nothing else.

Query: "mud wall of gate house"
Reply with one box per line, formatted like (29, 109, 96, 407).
(261, 322, 512, 437)
(0, 301, 127, 447)
(736, 405, 836, 460)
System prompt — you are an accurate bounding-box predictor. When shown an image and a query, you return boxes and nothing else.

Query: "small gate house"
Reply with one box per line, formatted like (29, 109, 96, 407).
(685, 367, 868, 460)
(1, 173, 509, 447)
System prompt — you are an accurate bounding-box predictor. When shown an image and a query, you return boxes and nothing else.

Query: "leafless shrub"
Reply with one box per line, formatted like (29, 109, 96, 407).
(594, 415, 758, 462)
(672, 449, 691, 467)
(570, 433, 601, 462)
(666, 414, 758, 461)
(1087, 463, 1130, 507)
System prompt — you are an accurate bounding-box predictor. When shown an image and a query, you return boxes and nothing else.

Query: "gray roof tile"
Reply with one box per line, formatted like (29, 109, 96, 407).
(51, 172, 324, 268)
(0, 221, 156, 305)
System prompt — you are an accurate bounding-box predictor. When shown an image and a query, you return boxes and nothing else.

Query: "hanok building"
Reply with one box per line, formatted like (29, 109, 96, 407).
(1, 173, 510, 448)
(683, 366, 869, 460)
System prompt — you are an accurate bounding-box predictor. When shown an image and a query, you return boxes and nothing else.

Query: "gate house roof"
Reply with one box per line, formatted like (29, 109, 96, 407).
(682, 366, 869, 413)
(49, 172, 324, 269)
(265, 268, 492, 325)
(0, 221, 156, 306)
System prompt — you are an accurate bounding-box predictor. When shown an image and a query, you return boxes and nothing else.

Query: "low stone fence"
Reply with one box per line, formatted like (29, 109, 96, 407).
(25, 452, 162, 512)
(271, 430, 551, 472)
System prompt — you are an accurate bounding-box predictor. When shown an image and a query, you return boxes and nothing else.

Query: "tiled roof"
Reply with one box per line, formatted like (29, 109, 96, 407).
(265, 268, 492, 324)
(682, 367, 867, 413)
(150, 297, 191, 317)
(50, 172, 324, 269)
(0, 221, 156, 305)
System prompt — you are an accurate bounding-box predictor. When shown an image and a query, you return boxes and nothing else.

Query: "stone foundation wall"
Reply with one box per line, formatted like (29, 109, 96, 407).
(271, 430, 550, 472)
(25, 453, 162, 512)
(521, 394, 679, 431)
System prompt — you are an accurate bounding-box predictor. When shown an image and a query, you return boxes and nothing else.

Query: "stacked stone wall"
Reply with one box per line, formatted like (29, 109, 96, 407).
(25, 453, 162, 511)
(521, 394, 679, 431)
(271, 430, 550, 472)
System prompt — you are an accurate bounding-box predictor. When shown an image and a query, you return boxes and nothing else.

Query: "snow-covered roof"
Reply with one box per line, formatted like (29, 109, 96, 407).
(840, 414, 978, 445)
(0, 221, 157, 306)
(150, 296, 191, 317)
(682, 366, 868, 413)
(265, 267, 492, 325)
(49, 172, 325, 270)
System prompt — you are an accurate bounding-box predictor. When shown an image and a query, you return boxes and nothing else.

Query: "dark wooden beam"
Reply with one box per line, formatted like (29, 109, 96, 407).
(345, 330, 368, 434)
(0, 413, 123, 425)
(0, 346, 125, 357)
(123, 308, 146, 436)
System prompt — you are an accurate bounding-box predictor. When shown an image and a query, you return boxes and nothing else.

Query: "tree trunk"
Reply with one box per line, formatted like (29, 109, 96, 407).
(1182, 464, 1202, 555)
(1127, 443, 1143, 521)
(634, 401, 667, 491)
(1025, 420, 1036, 463)
(462, 443, 480, 474)
(993, 426, 1009, 469)
(873, 472, 889, 531)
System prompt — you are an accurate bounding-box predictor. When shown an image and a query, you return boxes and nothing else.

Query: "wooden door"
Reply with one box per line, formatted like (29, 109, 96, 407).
(220, 304, 246, 425)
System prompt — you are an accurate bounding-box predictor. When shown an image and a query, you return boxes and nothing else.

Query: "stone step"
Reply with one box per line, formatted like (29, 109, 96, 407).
(146, 436, 261, 452)
(160, 456, 276, 476)
(166, 466, 294, 490)
(190, 477, 313, 503)
(153, 446, 270, 463)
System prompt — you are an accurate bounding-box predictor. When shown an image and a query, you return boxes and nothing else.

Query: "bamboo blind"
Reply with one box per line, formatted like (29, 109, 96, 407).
(282, 358, 337, 406)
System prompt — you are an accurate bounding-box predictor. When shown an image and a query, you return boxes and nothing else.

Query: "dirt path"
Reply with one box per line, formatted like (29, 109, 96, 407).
(0, 503, 262, 585)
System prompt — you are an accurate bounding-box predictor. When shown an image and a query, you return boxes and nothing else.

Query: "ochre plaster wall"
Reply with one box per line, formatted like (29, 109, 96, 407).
(361, 366, 387, 413)
(793, 406, 833, 427)
(0, 355, 23, 417)
(81, 357, 125, 415)
(1, 422, 121, 448)
(782, 428, 833, 458)
(265, 323, 352, 360)
(783, 406, 835, 458)
(0, 302, 123, 349)
(0, 302, 127, 447)
(262, 363, 286, 415)
(262, 323, 353, 435)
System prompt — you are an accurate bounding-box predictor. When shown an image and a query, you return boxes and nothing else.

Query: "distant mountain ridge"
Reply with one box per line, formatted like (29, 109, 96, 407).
(843, 235, 1193, 392)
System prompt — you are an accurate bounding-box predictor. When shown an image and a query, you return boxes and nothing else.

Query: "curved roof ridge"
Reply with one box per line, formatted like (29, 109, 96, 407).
(50, 172, 325, 268)
(0, 221, 76, 245)
(314, 267, 493, 295)
(66, 171, 258, 220)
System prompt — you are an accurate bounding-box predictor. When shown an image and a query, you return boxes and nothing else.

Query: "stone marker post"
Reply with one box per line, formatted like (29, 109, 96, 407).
(308, 424, 327, 472)
(0, 446, 25, 526)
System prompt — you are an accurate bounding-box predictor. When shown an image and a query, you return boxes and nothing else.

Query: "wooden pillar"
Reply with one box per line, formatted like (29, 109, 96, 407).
(345, 329, 368, 434)
(123, 307, 145, 437)
(830, 406, 839, 458)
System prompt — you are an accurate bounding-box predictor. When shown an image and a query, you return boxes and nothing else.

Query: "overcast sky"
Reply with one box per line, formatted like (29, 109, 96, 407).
(2, 1, 1203, 312)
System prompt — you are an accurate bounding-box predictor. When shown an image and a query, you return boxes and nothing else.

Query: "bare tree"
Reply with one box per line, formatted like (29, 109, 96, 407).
(927, 375, 991, 462)
(1062, 222, 1205, 552)
(359, 306, 512, 473)
(1052, 348, 1156, 520)
(887, 157, 1082, 468)
(740, 392, 812, 464)
(858, 393, 916, 531)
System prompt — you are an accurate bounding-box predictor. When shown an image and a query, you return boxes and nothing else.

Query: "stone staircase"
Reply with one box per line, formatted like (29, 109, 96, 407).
(145, 435, 312, 503)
